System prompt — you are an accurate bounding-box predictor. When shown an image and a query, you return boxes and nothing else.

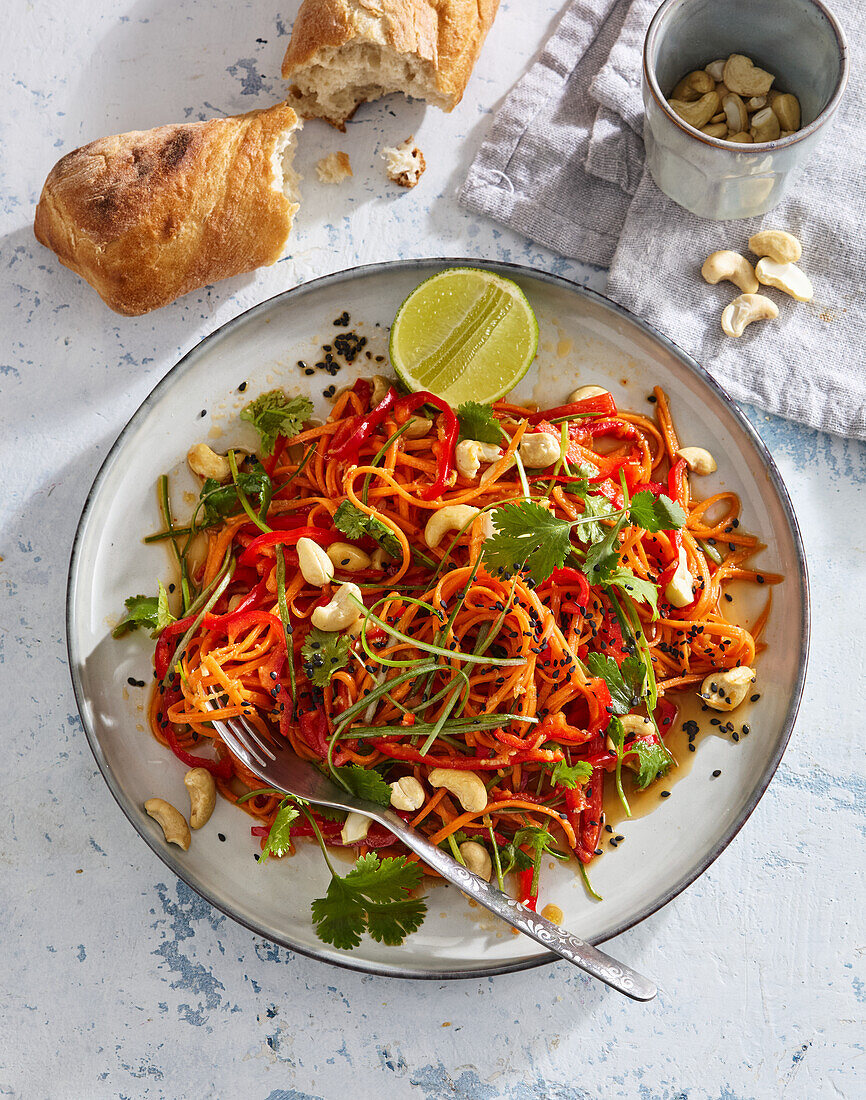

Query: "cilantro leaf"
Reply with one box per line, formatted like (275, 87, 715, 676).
(585, 652, 646, 715)
(240, 390, 313, 453)
(259, 799, 300, 862)
(456, 401, 503, 445)
(604, 567, 660, 616)
(301, 627, 351, 687)
(625, 738, 673, 790)
(483, 500, 572, 585)
(512, 825, 568, 862)
(581, 515, 626, 585)
(200, 461, 272, 525)
(549, 759, 593, 789)
(628, 491, 687, 533)
(573, 490, 612, 546)
(333, 500, 401, 559)
(331, 764, 392, 808)
(310, 853, 426, 950)
(112, 581, 175, 638)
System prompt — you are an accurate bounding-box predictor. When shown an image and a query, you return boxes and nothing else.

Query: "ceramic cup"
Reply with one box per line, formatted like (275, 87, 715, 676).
(642, 0, 848, 220)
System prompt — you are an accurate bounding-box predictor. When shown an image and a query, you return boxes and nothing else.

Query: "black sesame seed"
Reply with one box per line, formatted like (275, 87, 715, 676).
(199, 409, 206, 418)
(756, 575, 765, 584)
(238, 381, 248, 392)
(712, 769, 721, 778)
(660, 790, 671, 798)
(751, 693, 760, 702)
(218, 833, 226, 842)
(688, 743, 696, 752)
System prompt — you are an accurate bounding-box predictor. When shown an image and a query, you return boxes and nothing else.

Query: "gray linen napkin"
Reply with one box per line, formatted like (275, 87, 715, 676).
(459, 0, 866, 440)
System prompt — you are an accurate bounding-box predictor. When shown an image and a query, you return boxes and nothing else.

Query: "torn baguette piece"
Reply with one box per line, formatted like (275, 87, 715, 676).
(316, 150, 353, 183)
(33, 102, 302, 316)
(383, 137, 425, 188)
(282, 0, 500, 129)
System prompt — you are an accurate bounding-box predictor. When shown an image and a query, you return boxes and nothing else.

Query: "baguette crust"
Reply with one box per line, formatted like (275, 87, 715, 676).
(33, 102, 301, 316)
(282, 0, 499, 126)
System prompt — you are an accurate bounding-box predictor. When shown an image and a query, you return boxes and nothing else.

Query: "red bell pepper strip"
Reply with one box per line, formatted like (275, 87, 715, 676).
(330, 387, 398, 460)
(298, 709, 331, 757)
(238, 527, 341, 567)
(668, 457, 689, 509)
(369, 742, 564, 768)
(654, 697, 679, 738)
(393, 390, 459, 500)
(154, 616, 197, 679)
(204, 576, 269, 629)
(516, 868, 538, 911)
(526, 392, 617, 423)
(163, 723, 234, 779)
(573, 768, 604, 864)
(549, 566, 591, 605)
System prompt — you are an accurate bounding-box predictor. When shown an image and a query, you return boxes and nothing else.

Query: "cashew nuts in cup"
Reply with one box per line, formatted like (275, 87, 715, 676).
(184, 768, 216, 830)
(701, 251, 759, 295)
(750, 107, 780, 143)
(723, 55, 774, 97)
(671, 69, 715, 102)
(144, 798, 191, 850)
(668, 91, 720, 130)
(720, 294, 779, 338)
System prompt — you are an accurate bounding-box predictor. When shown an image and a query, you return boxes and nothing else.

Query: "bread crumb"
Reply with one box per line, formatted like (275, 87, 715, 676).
(383, 137, 425, 189)
(316, 151, 353, 184)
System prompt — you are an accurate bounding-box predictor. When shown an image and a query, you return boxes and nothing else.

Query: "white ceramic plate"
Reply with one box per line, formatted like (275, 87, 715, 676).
(67, 260, 808, 978)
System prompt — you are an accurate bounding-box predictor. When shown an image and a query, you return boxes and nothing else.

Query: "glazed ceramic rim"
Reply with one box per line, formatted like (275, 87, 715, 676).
(67, 258, 810, 980)
(643, 0, 849, 151)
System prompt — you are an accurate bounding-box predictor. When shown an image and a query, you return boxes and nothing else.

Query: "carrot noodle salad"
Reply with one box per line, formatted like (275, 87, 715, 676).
(118, 374, 780, 950)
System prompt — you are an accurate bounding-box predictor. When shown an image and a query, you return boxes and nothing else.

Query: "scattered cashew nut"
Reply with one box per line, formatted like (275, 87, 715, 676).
(427, 768, 488, 812)
(458, 840, 492, 881)
(187, 443, 231, 482)
(755, 258, 813, 302)
(402, 416, 433, 439)
(668, 91, 720, 130)
(672, 69, 715, 102)
(184, 768, 216, 830)
(568, 385, 609, 402)
(145, 798, 191, 850)
(676, 446, 717, 475)
(389, 776, 426, 812)
(327, 542, 372, 572)
(424, 505, 480, 549)
(701, 250, 759, 294)
(311, 582, 363, 631)
(518, 432, 561, 468)
(699, 666, 756, 711)
(297, 537, 336, 587)
(341, 812, 371, 845)
(607, 713, 654, 751)
(750, 106, 781, 143)
(723, 55, 775, 97)
(721, 294, 779, 338)
(664, 546, 694, 608)
(370, 375, 392, 407)
(455, 439, 501, 481)
(749, 229, 802, 264)
(370, 547, 389, 570)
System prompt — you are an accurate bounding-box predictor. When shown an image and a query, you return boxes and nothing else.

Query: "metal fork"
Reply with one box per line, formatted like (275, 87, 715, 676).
(209, 708, 657, 1000)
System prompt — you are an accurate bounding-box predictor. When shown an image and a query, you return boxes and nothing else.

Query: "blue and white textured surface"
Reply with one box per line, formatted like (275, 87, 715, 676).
(2, 1, 864, 1097)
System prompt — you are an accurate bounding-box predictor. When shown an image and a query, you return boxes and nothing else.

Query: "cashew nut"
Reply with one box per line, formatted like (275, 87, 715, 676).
(727, 131, 753, 143)
(370, 547, 389, 570)
(705, 59, 727, 82)
(709, 112, 725, 124)
(714, 82, 731, 100)
(455, 439, 501, 481)
(748, 229, 802, 264)
(664, 546, 694, 608)
(427, 768, 488, 812)
(458, 840, 492, 881)
(671, 69, 715, 102)
(750, 106, 781, 143)
(699, 666, 756, 711)
(721, 294, 779, 338)
(701, 251, 759, 295)
(701, 123, 729, 139)
(297, 537, 336, 587)
(722, 93, 749, 135)
(187, 443, 231, 482)
(424, 505, 480, 549)
(327, 542, 372, 572)
(389, 776, 426, 811)
(568, 384, 609, 402)
(518, 432, 561, 468)
(370, 375, 392, 407)
(668, 91, 720, 130)
(184, 768, 216, 830)
(745, 95, 767, 113)
(769, 91, 801, 131)
(341, 812, 371, 845)
(723, 55, 775, 97)
(144, 798, 191, 850)
(755, 257, 813, 302)
(311, 582, 363, 631)
(402, 415, 433, 439)
(676, 446, 717, 475)
(606, 713, 654, 751)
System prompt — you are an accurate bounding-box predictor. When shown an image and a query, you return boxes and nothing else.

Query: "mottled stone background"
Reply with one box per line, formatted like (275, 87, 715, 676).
(2, 2, 864, 1098)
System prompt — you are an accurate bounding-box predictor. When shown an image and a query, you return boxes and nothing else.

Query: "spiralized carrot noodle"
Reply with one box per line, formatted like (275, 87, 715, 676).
(142, 377, 780, 902)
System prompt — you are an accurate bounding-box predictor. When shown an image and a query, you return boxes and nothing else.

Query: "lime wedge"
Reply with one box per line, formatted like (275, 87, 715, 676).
(389, 268, 538, 405)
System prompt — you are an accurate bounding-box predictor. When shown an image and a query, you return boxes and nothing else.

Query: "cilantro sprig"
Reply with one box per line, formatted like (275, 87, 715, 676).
(112, 581, 175, 638)
(240, 390, 313, 453)
(301, 627, 351, 687)
(311, 853, 426, 949)
(548, 759, 593, 789)
(584, 652, 647, 714)
(456, 401, 503, 445)
(333, 500, 401, 559)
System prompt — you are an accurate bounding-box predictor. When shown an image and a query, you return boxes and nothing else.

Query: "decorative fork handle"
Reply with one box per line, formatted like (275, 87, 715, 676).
(375, 808, 657, 1001)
